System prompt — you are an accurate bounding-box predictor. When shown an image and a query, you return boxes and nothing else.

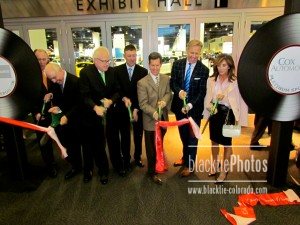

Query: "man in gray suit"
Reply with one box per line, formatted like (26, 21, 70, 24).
(137, 52, 172, 184)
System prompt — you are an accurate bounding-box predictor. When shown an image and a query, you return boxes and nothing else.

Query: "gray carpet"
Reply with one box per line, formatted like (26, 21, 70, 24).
(0, 130, 300, 225)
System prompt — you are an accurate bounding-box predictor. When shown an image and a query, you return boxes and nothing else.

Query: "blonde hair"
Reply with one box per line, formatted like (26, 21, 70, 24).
(187, 40, 203, 50)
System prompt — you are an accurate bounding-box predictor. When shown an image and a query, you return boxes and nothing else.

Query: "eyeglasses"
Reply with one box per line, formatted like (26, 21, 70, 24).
(95, 58, 111, 64)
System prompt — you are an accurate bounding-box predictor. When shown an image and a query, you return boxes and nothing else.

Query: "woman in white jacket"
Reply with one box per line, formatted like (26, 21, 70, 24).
(203, 54, 248, 183)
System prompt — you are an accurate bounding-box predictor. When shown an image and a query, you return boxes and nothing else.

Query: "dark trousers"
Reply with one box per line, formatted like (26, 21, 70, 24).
(250, 114, 272, 145)
(175, 112, 201, 169)
(81, 121, 108, 176)
(56, 124, 82, 170)
(133, 111, 144, 162)
(106, 110, 131, 171)
(144, 128, 166, 176)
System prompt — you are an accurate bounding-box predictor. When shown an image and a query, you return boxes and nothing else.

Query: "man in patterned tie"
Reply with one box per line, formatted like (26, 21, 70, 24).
(170, 40, 209, 177)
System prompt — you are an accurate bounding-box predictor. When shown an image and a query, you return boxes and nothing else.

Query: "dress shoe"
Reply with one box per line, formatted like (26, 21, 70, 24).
(47, 166, 58, 178)
(215, 172, 228, 184)
(250, 142, 265, 151)
(118, 170, 126, 177)
(180, 167, 193, 177)
(65, 169, 80, 180)
(173, 159, 184, 167)
(135, 160, 144, 168)
(151, 175, 162, 185)
(83, 171, 92, 183)
(100, 175, 108, 185)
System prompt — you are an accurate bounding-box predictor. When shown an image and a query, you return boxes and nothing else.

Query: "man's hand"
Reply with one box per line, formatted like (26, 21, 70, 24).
(157, 100, 166, 109)
(35, 113, 42, 121)
(122, 97, 132, 108)
(181, 105, 190, 114)
(94, 105, 106, 117)
(179, 90, 187, 100)
(60, 115, 68, 125)
(102, 98, 113, 108)
(153, 111, 159, 121)
(133, 109, 139, 122)
(43, 93, 53, 102)
(48, 106, 62, 114)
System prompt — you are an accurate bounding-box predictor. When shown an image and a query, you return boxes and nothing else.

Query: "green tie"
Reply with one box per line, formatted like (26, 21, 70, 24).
(100, 71, 106, 85)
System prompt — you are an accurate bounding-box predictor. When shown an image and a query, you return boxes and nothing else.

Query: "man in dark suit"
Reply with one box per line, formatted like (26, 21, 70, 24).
(170, 40, 209, 177)
(137, 52, 172, 184)
(33, 49, 57, 178)
(44, 63, 82, 180)
(114, 44, 148, 173)
(79, 47, 120, 185)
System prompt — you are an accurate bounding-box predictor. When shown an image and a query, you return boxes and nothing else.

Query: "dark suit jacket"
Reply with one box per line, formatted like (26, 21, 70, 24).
(49, 72, 82, 127)
(79, 64, 120, 126)
(114, 63, 148, 111)
(170, 58, 209, 119)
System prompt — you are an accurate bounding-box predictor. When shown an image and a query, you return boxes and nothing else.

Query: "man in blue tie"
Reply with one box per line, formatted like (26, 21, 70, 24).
(170, 40, 209, 177)
(114, 45, 148, 175)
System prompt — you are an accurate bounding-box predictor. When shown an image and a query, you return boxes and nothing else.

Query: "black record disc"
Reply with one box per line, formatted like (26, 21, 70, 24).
(238, 13, 300, 122)
(0, 28, 42, 119)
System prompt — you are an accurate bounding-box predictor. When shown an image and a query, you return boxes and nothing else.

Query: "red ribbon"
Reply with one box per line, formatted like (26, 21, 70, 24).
(0, 117, 47, 132)
(0, 116, 68, 159)
(155, 118, 191, 173)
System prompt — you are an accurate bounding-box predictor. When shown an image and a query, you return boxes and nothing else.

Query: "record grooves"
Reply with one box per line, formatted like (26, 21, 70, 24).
(0, 28, 42, 119)
(238, 13, 300, 121)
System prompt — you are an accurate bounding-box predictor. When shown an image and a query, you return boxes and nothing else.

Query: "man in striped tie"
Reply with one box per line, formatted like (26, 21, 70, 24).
(170, 40, 209, 177)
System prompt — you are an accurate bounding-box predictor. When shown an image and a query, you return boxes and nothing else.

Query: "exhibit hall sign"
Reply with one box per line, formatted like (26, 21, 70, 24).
(1, 0, 284, 18)
(76, 0, 205, 11)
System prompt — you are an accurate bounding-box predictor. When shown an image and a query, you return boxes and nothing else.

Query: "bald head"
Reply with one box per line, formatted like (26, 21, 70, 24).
(93, 47, 111, 72)
(44, 63, 65, 85)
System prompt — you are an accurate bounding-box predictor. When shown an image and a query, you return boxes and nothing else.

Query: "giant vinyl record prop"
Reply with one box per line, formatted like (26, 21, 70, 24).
(238, 13, 300, 122)
(0, 28, 42, 119)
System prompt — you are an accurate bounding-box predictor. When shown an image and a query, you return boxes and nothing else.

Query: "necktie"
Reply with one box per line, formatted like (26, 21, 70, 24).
(60, 83, 64, 92)
(184, 63, 192, 93)
(100, 71, 106, 85)
(155, 76, 159, 87)
(128, 68, 132, 81)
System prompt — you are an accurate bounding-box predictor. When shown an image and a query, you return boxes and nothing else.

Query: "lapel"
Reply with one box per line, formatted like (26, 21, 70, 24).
(147, 74, 158, 93)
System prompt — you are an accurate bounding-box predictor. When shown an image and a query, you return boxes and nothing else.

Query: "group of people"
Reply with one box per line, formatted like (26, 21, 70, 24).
(33, 39, 248, 185)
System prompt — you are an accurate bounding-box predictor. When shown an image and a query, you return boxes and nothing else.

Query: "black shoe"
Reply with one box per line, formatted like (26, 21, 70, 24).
(65, 169, 81, 180)
(118, 170, 126, 177)
(47, 166, 58, 178)
(100, 175, 108, 185)
(135, 160, 144, 168)
(83, 171, 92, 183)
(151, 175, 162, 185)
(250, 142, 265, 151)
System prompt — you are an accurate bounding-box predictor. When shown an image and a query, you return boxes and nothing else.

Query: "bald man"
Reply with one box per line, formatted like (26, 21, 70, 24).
(79, 47, 120, 185)
(44, 63, 83, 180)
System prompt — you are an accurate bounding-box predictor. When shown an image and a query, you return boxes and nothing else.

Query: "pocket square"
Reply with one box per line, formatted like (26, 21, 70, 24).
(194, 77, 201, 80)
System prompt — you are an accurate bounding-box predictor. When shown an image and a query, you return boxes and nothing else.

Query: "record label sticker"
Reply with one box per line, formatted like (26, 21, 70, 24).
(0, 57, 17, 98)
(268, 46, 300, 95)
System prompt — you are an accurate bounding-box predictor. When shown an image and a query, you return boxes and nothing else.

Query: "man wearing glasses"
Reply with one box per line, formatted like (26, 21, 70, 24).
(79, 47, 120, 185)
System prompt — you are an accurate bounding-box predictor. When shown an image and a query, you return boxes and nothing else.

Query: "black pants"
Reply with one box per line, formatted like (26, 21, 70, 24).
(81, 121, 108, 177)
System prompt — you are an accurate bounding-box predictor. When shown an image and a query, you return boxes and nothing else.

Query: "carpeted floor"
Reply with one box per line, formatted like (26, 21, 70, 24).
(0, 114, 300, 225)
